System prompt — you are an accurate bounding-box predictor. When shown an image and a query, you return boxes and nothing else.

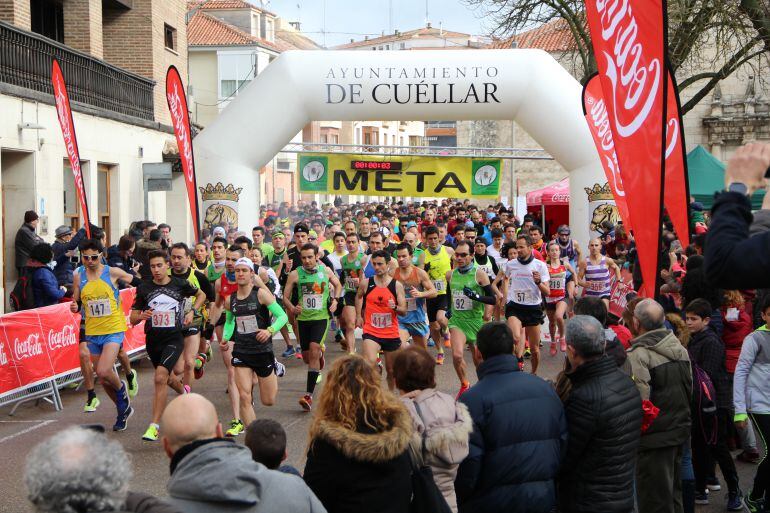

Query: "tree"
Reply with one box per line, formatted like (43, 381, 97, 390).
(465, 0, 770, 114)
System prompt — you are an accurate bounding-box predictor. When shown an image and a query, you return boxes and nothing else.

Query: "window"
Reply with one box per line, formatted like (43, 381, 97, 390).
(219, 53, 256, 99)
(164, 24, 177, 51)
(265, 18, 275, 42)
(400, 42, 405, 49)
(277, 160, 291, 170)
(97, 164, 113, 244)
(409, 135, 422, 146)
(363, 127, 379, 148)
(31, 0, 64, 43)
(386, 44, 390, 50)
(252, 13, 260, 37)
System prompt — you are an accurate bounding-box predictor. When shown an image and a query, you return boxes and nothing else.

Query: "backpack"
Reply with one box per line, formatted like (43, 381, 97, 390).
(692, 362, 718, 446)
(10, 267, 36, 311)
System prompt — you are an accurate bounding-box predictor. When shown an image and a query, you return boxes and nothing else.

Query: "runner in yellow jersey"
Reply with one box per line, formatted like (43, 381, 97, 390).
(422, 225, 453, 365)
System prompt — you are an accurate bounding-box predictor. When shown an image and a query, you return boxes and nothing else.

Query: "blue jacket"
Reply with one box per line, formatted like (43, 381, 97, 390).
(455, 354, 567, 513)
(52, 228, 86, 286)
(32, 265, 65, 308)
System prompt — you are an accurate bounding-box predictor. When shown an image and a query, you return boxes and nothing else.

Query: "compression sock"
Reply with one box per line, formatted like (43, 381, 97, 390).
(307, 370, 320, 394)
(87, 389, 96, 401)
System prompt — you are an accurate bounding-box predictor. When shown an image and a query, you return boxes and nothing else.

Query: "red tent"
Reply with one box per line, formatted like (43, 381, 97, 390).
(525, 178, 570, 237)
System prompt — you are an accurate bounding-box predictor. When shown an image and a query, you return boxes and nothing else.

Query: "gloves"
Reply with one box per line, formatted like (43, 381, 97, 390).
(463, 286, 479, 300)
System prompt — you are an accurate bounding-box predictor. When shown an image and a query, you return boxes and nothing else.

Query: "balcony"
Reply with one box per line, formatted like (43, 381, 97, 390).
(0, 21, 154, 121)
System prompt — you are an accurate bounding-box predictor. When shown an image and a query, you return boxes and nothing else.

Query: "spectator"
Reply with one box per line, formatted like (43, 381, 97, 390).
(27, 243, 66, 308)
(107, 235, 140, 285)
(627, 299, 692, 513)
(25, 426, 179, 513)
(573, 296, 629, 372)
(51, 225, 87, 287)
(134, 229, 162, 281)
(684, 299, 742, 509)
(244, 419, 301, 477)
(393, 346, 472, 512)
(558, 315, 642, 513)
(158, 223, 172, 246)
(455, 322, 567, 513)
(163, 394, 324, 513)
(15, 210, 44, 272)
(705, 142, 770, 289)
(304, 355, 413, 513)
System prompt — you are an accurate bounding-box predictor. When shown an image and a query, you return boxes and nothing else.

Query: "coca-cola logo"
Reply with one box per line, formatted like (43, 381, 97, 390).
(48, 324, 77, 351)
(594, 0, 662, 138)
(13, 333, 43, 361)
(167, 81, 194, 183)
(587, 92, 626, 197)
(665, 116, 678, 159)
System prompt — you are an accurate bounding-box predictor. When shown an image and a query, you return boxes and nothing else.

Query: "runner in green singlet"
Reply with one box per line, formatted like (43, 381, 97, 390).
(340, 233, 368, 354)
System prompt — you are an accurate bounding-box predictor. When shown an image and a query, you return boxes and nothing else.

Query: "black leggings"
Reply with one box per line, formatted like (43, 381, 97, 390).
(750, 413, 770, 500)
(692, 408, 739, 494)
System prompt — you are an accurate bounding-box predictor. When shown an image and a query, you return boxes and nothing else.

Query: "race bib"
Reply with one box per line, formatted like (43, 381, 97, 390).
(303, 294, 323, 310)
(151, 310, 175, 328)
(406, 297, 417, 311)
(345, 277, 359, 290)
(432, 280, 445, 292)
(236, 314, 258, 334)
(587, 280, 605, 292)
(452, 291, 473, 311)
(371, 312, 393, 328)
(86, 299, 112, 318)
(549, 277, 564, 291)
(514, 290, 536, 304)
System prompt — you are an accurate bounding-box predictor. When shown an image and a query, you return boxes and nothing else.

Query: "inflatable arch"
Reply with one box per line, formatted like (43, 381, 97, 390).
(194, 49, 607, 245)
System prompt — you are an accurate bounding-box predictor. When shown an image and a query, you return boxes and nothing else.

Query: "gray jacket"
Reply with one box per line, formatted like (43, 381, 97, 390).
(167, 439, 326, 513)
(15, 223, 43, 268)
(733, 327, 770, 415)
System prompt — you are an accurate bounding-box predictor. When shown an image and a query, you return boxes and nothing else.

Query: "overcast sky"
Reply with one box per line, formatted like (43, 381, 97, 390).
(257, 0, 493, 47)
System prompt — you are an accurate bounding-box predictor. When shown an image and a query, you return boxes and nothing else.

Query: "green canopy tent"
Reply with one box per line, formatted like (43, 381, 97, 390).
(687, 145, 765, 210)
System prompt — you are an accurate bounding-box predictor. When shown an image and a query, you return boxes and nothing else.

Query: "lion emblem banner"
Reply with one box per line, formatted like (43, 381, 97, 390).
(199, 182, 243, 230)
(585, 183, 620, 239)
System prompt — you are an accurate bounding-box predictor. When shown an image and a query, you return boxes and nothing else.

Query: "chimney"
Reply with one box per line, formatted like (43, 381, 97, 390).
(395, 29, 400, 36)
(289, 21, 301, 31)
(350, 38, 354, 43)
(426, 22, 432, 29)
(364, 35, 369, 40)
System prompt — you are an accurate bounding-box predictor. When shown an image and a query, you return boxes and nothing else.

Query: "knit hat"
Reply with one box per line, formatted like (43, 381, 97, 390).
(24, 210, 38, 223)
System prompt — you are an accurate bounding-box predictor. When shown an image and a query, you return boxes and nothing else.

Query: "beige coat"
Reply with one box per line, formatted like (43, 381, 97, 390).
(401, 388, 473, 513)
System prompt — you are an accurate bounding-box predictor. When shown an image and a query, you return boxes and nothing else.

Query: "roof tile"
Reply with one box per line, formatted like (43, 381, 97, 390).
(334, 26, 471, 49)
(490, 18, 577, 52)
(188, 11, 278, 50)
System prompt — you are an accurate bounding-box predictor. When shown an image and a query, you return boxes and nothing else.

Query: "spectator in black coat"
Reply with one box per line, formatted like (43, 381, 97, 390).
(51, 225, 87, 287)
(15, 210, 44, 272)
(106, 235, 139, 287)
(573, 296, 630, 373)
(455, 322, 567, 513)
(705, 142, 770, 289)
(558, 316, 642, 513)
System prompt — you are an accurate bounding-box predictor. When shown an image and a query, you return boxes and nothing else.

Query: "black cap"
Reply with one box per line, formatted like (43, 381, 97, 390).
(294, 223, 309, 234)
(24, 210, 39, 223)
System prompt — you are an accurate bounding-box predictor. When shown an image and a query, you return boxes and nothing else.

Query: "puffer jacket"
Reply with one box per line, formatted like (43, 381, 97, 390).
(401, 388, 472, 512)
(688, 326, 733, 410)
(734, 326, 770, 415)
(558, 355, 642, 513)
(304, 405, 413, 513)
(721, 305, 753, 373)
(455, 354, 567, 513)
(627, 328, 692, 450)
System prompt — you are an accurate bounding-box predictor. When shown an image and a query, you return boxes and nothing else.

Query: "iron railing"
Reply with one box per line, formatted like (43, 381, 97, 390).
(0, 21, 155, 121)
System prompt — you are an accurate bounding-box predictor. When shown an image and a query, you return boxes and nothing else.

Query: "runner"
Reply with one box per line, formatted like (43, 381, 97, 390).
(393, 242, 436, 350)
(423, 225, 453, 363)
(502, 234, 550, 374)
(399, 231, 425, 268)
(556, 225, 581, 306)
(578, 238, 622, 308)
(222, 257, 288, 426)
(340, 233, 368, 354)
(446, 240, 495, 397)
(529, 225, 548, 261)
(356, 250, 407, 390)
(324, 232, 348, 347)
(363, 231, 394, 277)
(169, 243, 214, 386)
(205, 236, 227, 283)
(192, 241, 210, 273)
(264, 230, 294, 357)
(251, 226, 274, 262)
(283, 243, 342, 411)
(473, 238, 499, 321)
(70, 239, 141, 430)
(131, 250, 206, 441)
(544, 241, 576, 356)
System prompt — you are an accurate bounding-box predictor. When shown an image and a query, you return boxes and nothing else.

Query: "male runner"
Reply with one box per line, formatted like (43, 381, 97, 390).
(356, 250, 406, 390)
(264, 231, 295, 357)
(70, 239, 140, 430)
(251, 226, 274, 262)
(283, 243, 341, 411)
(578, 238, 622, 308)
(206, 236, 228, 283)
(529, 225, 548, 261)
(169, 243, 214, 384)
(340, 233, 367, 354)
(131, 250, 206, 441)
(363, 231, 395, 277)
(502, 234, 550, 374)
(473, 238, 499, 321)
(323, 232, 347, 345)
(358, 216, 373, 243)
(423, 225, 453, 363)
(222, 258, 288, 426)
(393, 242, 436, 349)
(446, 240, 495, 397)
(556, 225, 581, 308)
(398, 231, 425, 268)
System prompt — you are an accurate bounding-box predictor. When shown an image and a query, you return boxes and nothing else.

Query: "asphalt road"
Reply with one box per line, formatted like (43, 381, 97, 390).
(0, 332, 758, 513)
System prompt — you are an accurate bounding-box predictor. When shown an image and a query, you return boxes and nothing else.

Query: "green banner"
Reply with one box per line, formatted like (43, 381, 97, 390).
(299, 155, 328, 192)
(471, 160, 501, 196)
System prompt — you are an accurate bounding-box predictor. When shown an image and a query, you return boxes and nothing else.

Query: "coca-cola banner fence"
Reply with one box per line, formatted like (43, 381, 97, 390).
(585, 0, 667, 297)
(0, 289, 145, 399)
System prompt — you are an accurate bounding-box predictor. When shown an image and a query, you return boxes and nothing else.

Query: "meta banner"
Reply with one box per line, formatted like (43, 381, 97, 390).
(299, 154, 501, 199)
(51, 59, 92, 238)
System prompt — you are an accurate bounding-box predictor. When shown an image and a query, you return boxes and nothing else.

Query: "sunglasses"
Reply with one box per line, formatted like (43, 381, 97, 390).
(309, 237, 317, 241)
(82, 255, 100, 261)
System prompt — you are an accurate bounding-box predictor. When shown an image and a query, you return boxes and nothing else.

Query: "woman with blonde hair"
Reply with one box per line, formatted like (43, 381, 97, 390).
(304, 355, 413, 513)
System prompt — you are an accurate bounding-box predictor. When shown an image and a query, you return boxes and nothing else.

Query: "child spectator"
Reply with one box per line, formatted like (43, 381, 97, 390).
(245, 419, 301, 477)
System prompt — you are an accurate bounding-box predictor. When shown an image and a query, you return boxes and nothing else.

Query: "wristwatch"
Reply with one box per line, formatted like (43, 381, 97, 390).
(726, 182, 750, 196)
(267, 326, 276, 335)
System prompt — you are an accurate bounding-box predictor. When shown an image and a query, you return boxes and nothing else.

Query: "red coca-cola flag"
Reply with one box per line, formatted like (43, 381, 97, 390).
(582, 74, 633, 232)
(52, 59, 91, 238)
(166, 66, 201, 242)
(119, 287, 146, 353)
(664, 66, 691, 243)
(585, 1, 667, 297)
(1, 312, 53, 389)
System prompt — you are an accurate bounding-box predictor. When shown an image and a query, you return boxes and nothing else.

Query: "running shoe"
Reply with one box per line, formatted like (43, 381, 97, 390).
(84, 396, 100, 413)
(126, 369, 138, 398)
(282, 346, 296, 358)
(183, 385, 191, 394)
(456, 382, 470, 400)
(744, 493, 765, 513)
(436, 353, 445, 365)
(316, 372, 323, 384)
(113, 405, 134, 432)
(443, 332, 451, 348)
(706, 477, 721, 491)
(335, 329, 343, 342)
(194, 355, 206, 379)
(549, 342, 557, 357)
(518, 360, 525, 371)
(299, 394, 313, 411)
(295, 350, 304, 360)
(142, 424, 159, 442)
(427, 338, 436, 347)
(727, 491, 744, 511)
(694, 492, 709, 505)
(274, 360, 286, 377)
(205, 344, 213, 362)
(524, 346, 531, 358)
(225, 419, 245, 437)
(560, 337, 567, 352)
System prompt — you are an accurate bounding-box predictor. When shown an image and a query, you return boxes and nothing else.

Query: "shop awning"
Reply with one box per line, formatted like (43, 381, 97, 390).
(687, 145, 765, 209)
(526, 178, 570, 207)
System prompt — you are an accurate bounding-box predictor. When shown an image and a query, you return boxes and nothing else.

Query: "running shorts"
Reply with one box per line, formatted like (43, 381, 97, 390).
(448, 316, 483, 344)
(344, 291, 357, 308)
(545, 298, 566, 311)
(84, 332, 124, 356)
(147, 335, 185, 371)
(426, 295, 448, 323)
(297, 319, 329, 351)
(231, 351, 275, 378)
(505, 302, 545, 327)
(363, 333, 402, 352)
(400, 321, 430, 337)
(182, 325, 201, 338)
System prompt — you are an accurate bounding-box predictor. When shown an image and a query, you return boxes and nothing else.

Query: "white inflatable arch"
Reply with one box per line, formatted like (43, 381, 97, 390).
(194, 49, 604, 244)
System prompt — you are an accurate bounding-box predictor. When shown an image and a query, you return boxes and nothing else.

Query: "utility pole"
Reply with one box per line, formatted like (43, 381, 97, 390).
(389, 0, 393, 34)
(323, 0, 327, 48)
(425, 0, 429, 26)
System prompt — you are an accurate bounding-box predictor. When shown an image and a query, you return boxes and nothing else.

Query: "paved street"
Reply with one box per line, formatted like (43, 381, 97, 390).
(0, 333, 757, 513)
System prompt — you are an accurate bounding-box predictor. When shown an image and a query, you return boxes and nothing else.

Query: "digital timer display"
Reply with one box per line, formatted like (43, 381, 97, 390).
(350, 160, 403, 171)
